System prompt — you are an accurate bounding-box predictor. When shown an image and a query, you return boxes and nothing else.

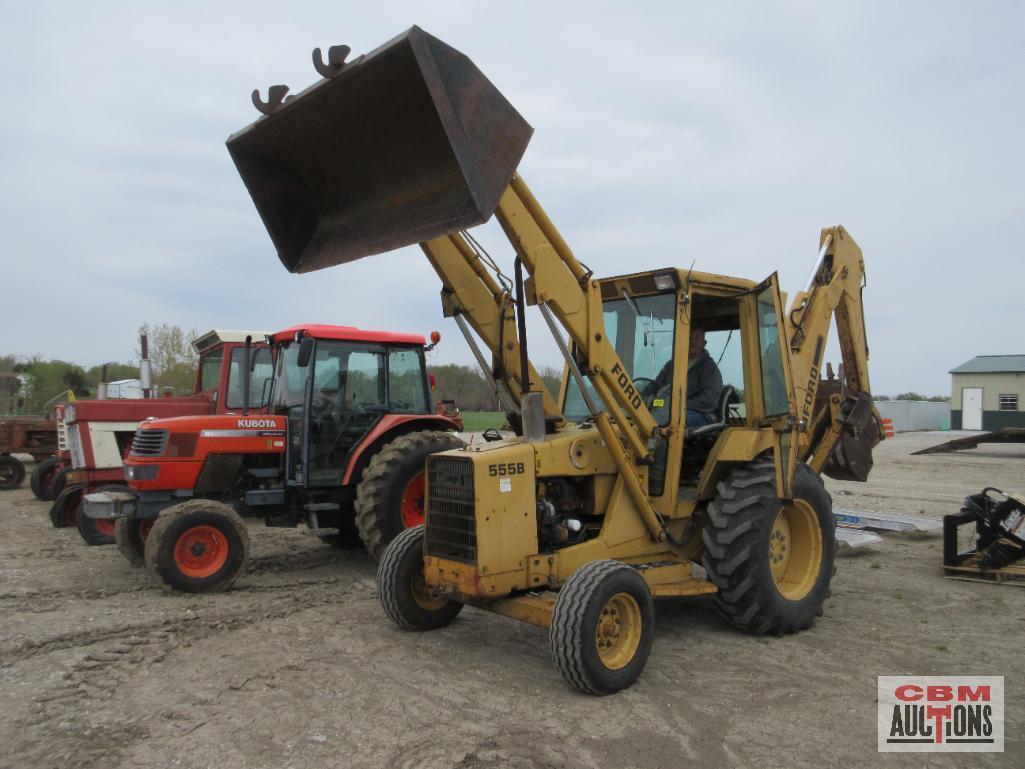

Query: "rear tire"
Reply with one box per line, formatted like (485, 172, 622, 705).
(30, 458, 62, 501)
(550, 560, 655, 695)
(76, 484, 128, 546)
(144, 500, 250, 594)
(378, 525, 463, 631)
(116, 516, 155, 567)
(355, 430, 466, 559)
(0, 455, 26, 490)
(50, 484, 83, 528)
(702, 460, 835, 636)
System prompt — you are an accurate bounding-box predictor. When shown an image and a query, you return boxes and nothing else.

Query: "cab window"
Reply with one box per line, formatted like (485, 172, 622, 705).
(388, 348, 428, 413)
(226, 347, 274, 409)
(198, 349, 223, 392)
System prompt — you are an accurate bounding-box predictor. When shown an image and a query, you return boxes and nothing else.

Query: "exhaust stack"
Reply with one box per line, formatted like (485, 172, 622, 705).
(97, 364, 109, 400)
(139, 334, 153, 399)
(227, 26, 532, 273)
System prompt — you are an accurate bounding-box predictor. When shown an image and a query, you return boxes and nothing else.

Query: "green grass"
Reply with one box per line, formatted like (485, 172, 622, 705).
(458, 410, 507, 432)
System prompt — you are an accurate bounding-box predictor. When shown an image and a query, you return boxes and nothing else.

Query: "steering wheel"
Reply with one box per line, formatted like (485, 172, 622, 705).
(632, 377, 657, 401)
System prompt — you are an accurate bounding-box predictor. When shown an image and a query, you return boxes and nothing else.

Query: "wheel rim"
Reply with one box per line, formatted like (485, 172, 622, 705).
(95, 518, 116, 537)
(174, 525, 229, 579)
(400, 471, 427, 528)
(769, 499, 823, 601)
(0, 462, 16, 486)
(40, 465, 57, 493)
(595, 592, 643, 671)
(410, 563, 446, 611)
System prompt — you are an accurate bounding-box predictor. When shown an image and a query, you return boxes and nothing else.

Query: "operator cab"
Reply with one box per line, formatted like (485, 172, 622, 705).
(562, 271, 792, 499)
(270, 326, 434, 488)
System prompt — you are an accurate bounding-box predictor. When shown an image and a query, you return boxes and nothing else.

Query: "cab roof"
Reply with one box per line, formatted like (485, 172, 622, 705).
(191, 329, 273, 354)
(271, 324, 426, 346)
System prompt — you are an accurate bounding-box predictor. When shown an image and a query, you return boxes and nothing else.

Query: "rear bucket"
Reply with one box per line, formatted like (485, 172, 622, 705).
(227, 26, 533, 273)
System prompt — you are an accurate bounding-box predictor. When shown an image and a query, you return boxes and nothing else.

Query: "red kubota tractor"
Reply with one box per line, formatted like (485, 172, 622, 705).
(55, 330, 274, 545)
(83, 324, 465, 593)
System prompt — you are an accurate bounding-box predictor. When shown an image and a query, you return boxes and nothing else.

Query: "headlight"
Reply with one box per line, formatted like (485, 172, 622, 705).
(124, 464, 159, 481)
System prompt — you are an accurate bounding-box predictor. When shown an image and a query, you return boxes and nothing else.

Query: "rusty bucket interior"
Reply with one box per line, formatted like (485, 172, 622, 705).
(227, 26, 533, 274)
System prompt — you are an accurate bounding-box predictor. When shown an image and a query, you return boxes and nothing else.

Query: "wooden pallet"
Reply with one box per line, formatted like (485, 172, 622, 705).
(943, 561, 1025, 586)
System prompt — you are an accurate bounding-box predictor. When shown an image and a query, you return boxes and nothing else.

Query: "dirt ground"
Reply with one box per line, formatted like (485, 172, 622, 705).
(1, 431, 1022, 769)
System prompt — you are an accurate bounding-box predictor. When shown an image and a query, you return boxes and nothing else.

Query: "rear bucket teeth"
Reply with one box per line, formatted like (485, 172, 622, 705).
(312, 45, 351, 78)
(251, 84, 291, 116)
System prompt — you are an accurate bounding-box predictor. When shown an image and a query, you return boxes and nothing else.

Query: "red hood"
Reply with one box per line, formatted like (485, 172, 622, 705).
(136, 413, 287, 432)
(70, 395, 211, 423)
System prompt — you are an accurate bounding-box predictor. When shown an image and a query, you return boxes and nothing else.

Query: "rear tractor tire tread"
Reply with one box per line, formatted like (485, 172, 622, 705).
(116, 516, 152, 567)
(144, 500, 250, 594)
(701, 459, 835, 637)
(355, 430, 466, 559)
(50, 484, 83, 528)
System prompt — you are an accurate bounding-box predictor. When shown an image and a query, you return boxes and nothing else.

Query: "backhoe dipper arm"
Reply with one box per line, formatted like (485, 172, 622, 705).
(420, 233, 562, 421)
(784, 226, 879, 472)
(493, 176, 659, 462)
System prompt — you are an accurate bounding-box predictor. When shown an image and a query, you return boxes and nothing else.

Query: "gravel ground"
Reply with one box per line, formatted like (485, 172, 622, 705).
(0, 430, 1022, 769)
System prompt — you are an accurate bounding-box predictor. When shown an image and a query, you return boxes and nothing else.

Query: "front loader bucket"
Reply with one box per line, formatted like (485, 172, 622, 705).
(227, 26, 532, 273)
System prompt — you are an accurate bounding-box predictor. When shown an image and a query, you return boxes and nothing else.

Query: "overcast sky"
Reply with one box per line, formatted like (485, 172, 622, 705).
(2, 1, 1022, 396)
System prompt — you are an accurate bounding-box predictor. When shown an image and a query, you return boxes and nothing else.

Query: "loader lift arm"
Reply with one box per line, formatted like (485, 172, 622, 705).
(783, 226, 881, 480)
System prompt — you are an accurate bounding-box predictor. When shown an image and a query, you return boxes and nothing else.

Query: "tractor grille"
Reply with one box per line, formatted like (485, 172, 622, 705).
(425, 455, 477, 564)
(130, 429, 168, 457)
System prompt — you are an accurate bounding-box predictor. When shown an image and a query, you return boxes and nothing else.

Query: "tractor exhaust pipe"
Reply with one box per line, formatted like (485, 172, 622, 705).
(139, 334, 153, 399)
(227, 26, 532, 273)
(97, 364, 109, 400)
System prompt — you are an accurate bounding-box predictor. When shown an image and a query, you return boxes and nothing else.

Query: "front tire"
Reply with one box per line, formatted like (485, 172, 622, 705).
(144, 500, 250, 594)
(76, 484, 128, 546)
(550, 560, 655, 695)
(0, 455, 26, 490)
(50, 484, 83, 528)
(355, 430, 466, 559)
(378, 525, 463, 631)
(702, 459, 834, 635)
(116, 516, 155, 566)
(30, 458, 62, 501)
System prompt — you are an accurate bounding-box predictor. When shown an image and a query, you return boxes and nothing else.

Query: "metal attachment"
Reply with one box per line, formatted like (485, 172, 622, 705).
(251, 85, 293, 116)
(312, 45, 351, 78)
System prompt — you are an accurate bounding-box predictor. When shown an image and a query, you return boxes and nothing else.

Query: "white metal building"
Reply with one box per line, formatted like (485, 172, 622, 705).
(949, 355, 1025, 430)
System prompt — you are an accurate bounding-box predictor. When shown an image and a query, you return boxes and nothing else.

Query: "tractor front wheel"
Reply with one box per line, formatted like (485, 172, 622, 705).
(116, 517, 155, 566)
(702, 459, 835, 636)
(378, 525, 463, 631)
(0, 455, 26, 490)
(76, 484, 128, 546)
(550, 560, 655, 695)
(355, 430, 466, 559)
(30, 458, 63, 501)
(50, 484, 83, 528)
(144, 500, 250, 594)
(51, 466, 70, 500)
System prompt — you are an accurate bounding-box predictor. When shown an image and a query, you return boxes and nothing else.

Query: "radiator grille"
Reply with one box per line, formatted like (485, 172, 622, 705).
(130, 429, 168, 457)
(425, 455, 477, 563)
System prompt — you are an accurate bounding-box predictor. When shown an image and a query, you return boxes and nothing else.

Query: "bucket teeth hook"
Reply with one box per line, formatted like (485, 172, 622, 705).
(312, 44, 351, 78)
(251, 85, 293, 116)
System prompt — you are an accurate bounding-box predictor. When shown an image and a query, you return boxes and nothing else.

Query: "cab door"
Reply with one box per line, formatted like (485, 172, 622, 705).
(754, 274, 800, 499)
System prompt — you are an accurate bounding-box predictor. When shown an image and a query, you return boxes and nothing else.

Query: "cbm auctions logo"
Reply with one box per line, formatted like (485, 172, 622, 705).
(878, 677, 1004, 752)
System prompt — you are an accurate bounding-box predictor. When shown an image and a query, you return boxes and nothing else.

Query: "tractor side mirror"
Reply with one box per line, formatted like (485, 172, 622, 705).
(297, 337, 315, 368)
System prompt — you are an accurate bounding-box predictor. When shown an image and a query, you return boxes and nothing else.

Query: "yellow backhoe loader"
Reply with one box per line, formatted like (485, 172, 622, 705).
(228, 27, 882, 694)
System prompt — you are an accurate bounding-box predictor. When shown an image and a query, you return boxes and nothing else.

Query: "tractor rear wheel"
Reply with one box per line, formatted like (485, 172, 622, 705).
(378, 525, 463, 631)
(0, 455, 26, 490)
(76, 484, 128, 546)
(702, 459, 835, 636)
(30, 458, 62, 501)
(144, 500, 249, 593)
(116, 516, 155, 567)
(50, 484, 83, 528)
(550, 560, 655, 695)
(355, 430, 466, 559)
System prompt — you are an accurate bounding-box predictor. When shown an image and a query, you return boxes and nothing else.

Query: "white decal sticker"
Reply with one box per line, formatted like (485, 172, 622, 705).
(237, 418, 276, 429)
(499, 478, 512, 493)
